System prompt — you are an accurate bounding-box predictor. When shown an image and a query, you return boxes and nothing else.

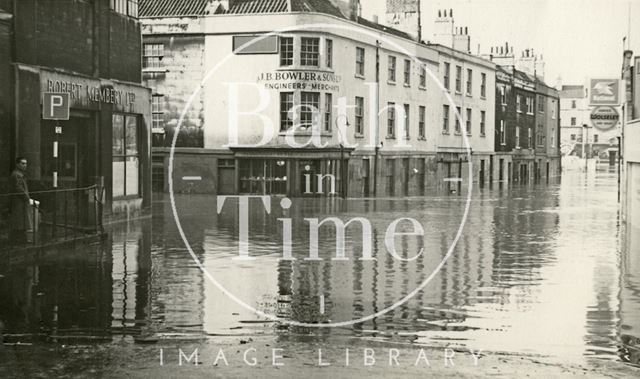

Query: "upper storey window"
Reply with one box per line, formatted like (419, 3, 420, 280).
(301, 37, 320, 67)
(111, 0, 138, 18)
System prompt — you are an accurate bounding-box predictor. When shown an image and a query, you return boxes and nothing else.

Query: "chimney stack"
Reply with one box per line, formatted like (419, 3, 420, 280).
(328, 0, 360, 21)
(385, 0, 422, 41)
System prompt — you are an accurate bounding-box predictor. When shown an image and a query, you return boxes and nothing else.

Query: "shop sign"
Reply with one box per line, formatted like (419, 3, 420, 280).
(257, 70, 342, 92)
(590, 106, 620, 131)
(590, 79, 619, 105)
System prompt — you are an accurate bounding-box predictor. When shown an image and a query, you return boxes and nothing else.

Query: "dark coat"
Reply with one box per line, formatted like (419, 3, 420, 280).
(9, 169, 31, 230)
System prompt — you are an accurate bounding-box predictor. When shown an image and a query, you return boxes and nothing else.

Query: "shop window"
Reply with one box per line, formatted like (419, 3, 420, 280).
(355, 47, 365, 77)
(59, 144, 77, 179)
(300, 37, 320, 66)
(111, 0, 138, 18)
(143, 43, 163, 69)
(418, 106, 425, 139)
(355, 96, 364, 135)
(280, 37, 293, 66)
(239, 159, 287, 195)
(112, 114, 139, 198)
(386, 159, 395, 196)
(388, 56, 396, 82)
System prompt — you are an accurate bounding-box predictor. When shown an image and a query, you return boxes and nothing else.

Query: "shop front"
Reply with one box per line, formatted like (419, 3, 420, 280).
(231, 146, 352, 197)
(14, 65, 151, 220)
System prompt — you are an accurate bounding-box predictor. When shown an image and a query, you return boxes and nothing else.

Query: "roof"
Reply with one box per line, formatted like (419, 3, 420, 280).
(139, 0, 210, 17)
(139, 0, 345, 18)
(560, 85, 585, 99)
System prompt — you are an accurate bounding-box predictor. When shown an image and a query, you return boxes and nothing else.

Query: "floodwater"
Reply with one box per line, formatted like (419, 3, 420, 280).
(1, 170, 639, 368)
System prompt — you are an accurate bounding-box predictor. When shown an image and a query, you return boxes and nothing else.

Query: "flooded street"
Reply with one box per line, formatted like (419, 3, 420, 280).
(1, 170, 639, 376)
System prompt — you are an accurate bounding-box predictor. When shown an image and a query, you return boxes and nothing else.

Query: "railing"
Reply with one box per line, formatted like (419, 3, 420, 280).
(0, 185, 104, 250)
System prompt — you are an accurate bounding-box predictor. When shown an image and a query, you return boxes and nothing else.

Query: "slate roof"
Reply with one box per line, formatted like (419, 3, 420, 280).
(139, 0, 345, 17)
(139, 0, 211, 17)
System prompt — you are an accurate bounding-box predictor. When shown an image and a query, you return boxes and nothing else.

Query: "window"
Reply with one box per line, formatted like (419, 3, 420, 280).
(455, 65, 462, 92)
(355, 47, 365, 77)
(388, 56, 397, 82)
(466, 108, 472, 134)
(403, 104, 410, 138)
(112, 114, 139, 198)
(571, 134, 576, 141)
(300, 37, 320, 66)
(455, 106, 461, 133)
(324, 93, 332, 132)
(480, 73, 487, 98)
(480, 111, 486, 136)
(325, 39, 333, 68)
(404, 59, 411, 86)
(443, 62, 450, 89)
(571, 100, 577, 109)
(594, 134, 599, 143)
(500, 85, 506, 105)
(538, 96, 545, 112)
(418, 106, 426, 139)
(515, 125, 521, 148)
(571, 117, 576, 126)
(151, 95, 164, 131)
(280, 92, 294, 131)
(551, 127, 556, 147)
(526, 97, 534, 114)
(419, 65, 426, 88)
(537, 125, 544, 146)
(111, 0, 138, 17)
(466, 69, 472, 95)
(355, 97, 364, 135)
(387, 102, 396, 137)
(300, 92, 320, 129)
(500, 120, 506, 144)
(528, 127, 532, 148)
(143, 43, 163, 69)
(516, 95, 522, 112)
(280, 37, 294, 66)
(551, 100, 556, 119)
(443, 105, 450, 132)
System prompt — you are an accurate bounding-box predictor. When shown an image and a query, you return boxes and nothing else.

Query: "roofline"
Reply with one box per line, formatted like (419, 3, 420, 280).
(426, 43, 496, 69)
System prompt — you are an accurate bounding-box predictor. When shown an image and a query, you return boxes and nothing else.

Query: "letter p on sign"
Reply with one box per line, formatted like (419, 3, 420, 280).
(42, 92, 70, 120)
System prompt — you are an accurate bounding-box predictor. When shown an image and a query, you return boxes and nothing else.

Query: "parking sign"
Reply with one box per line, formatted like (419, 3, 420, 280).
(42, 92, 70, 120)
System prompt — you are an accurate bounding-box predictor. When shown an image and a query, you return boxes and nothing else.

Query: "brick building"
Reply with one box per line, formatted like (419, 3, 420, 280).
(0, 0, 152, 218)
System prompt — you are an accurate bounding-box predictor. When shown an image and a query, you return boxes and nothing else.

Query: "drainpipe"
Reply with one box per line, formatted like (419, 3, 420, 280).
(373, 40, 380, 196)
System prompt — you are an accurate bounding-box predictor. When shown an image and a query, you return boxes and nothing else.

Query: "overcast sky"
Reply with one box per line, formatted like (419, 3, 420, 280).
(362, 0, 640, 86)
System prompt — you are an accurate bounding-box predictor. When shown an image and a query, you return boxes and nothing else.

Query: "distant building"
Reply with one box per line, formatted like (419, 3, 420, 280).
(0, 0, 152, 219)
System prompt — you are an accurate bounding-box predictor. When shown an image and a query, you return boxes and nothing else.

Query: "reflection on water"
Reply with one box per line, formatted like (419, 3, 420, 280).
(0, 171, 638, 367)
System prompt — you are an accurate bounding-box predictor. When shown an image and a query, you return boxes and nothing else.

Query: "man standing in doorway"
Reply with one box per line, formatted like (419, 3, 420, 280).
(9, 157, 32, 244)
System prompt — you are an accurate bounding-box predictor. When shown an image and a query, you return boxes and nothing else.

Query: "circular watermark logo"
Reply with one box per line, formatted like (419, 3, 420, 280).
(169, 22, 473, 328)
